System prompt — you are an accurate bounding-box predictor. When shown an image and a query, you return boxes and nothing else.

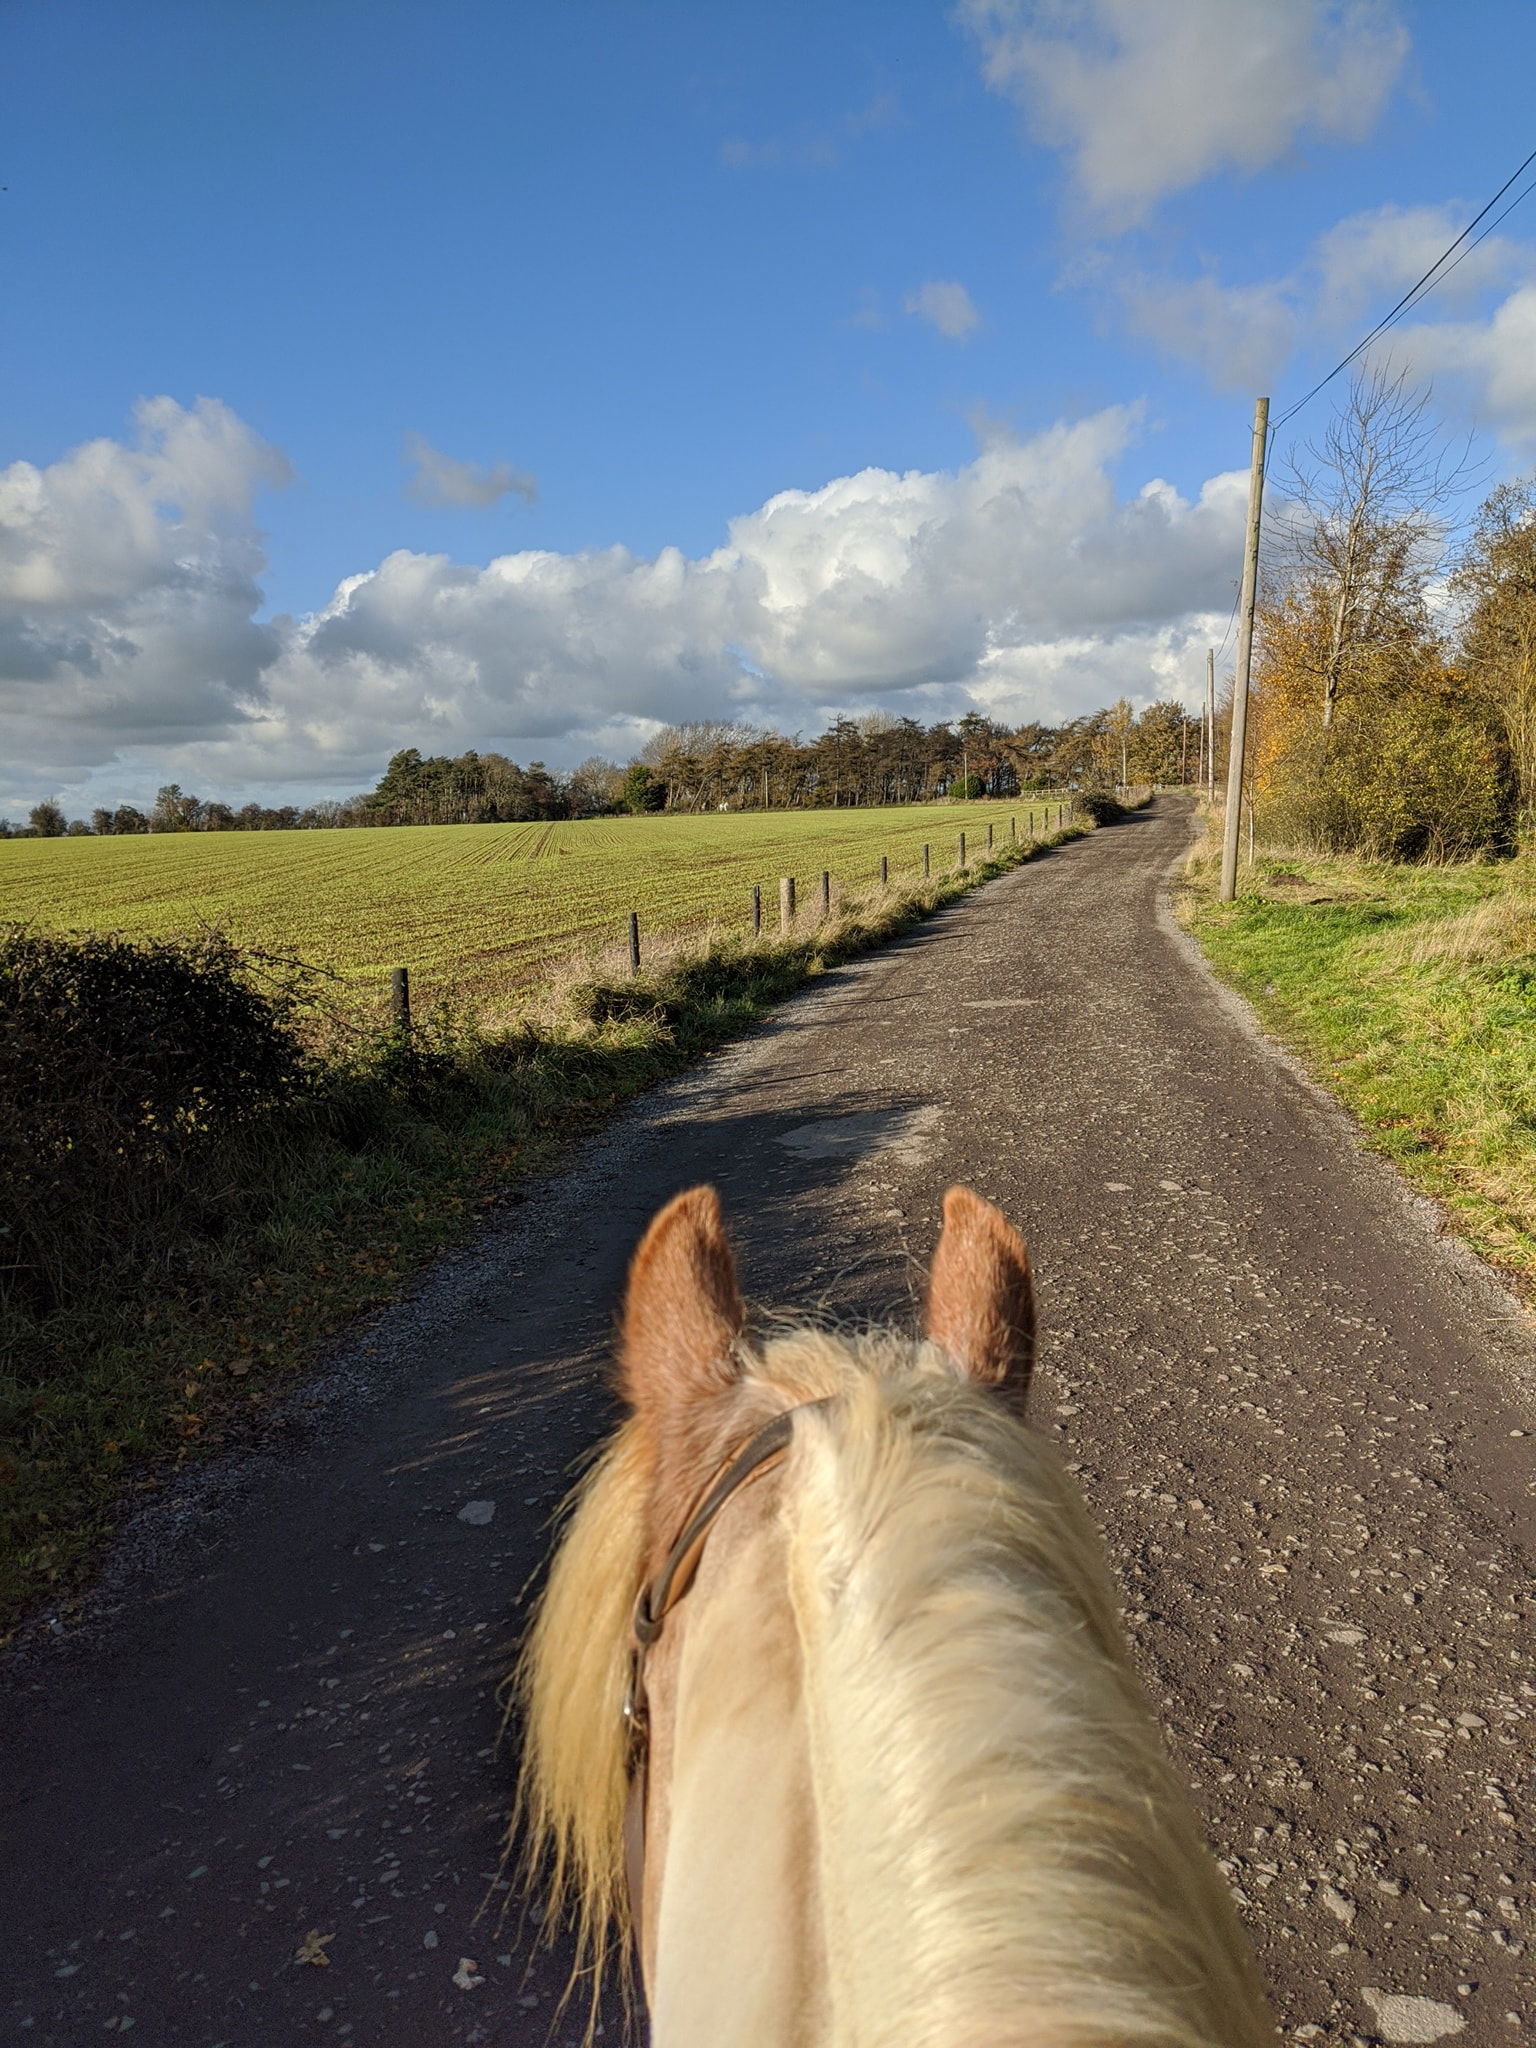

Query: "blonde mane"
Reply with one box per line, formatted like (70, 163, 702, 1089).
(516, 1327, 1272, 2045)
(512, 1415, 651, 1996)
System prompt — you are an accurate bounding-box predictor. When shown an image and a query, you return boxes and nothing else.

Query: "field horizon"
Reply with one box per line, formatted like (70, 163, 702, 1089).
(1, 799, 1070, 1016)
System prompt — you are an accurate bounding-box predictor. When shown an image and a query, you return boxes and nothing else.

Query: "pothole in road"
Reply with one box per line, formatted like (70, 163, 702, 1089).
(776, 1105, 941, 1167)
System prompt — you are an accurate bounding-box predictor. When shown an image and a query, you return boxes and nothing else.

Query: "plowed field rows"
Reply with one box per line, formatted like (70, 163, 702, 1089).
(2, 802, 1067, 1016)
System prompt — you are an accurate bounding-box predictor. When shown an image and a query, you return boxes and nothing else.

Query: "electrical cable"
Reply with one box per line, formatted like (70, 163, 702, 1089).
(1409, 170, 1536, 303)
(1213, 583, 1243, 665)
(1269, 141, 1536, 439)
(1202, 149, 1535, 703)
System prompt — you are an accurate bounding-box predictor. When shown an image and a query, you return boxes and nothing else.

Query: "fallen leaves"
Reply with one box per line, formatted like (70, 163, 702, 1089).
(295, 1928, 335, 1967)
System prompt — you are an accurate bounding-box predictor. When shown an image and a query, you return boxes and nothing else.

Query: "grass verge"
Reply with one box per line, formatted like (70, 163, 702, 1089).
(1, 826, 1084, 1637)
(1180, 829, 1536, 1289)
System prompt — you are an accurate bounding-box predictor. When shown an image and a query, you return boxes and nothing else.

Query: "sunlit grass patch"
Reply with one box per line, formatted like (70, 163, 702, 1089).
(1182, 840, 1536, 1285)
(0, 801, 1070, 1019)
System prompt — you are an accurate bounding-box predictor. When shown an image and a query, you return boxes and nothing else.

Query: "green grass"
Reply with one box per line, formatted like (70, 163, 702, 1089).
(1, 830, 1081, 1637)
(0, 802, 1069, 1018)
(1182, 841, 1536, 1285)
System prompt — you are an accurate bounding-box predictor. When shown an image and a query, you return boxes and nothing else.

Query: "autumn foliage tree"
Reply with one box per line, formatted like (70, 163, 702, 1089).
(1251, 372, 1507, 860)
(1452, 477, 1536, 834)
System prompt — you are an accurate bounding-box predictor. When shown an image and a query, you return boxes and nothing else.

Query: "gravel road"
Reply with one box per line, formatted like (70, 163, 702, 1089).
(3, 795, 1531, 2047)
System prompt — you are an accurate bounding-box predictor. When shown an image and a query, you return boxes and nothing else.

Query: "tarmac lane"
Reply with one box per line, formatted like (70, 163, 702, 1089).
(2, 795, 1531, 2045)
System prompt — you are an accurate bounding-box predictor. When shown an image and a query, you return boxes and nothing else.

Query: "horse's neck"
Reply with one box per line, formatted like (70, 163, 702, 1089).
(647, 1502, 829, 2048)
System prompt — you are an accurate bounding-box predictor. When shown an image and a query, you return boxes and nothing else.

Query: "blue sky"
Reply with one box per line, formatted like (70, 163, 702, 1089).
(5, 1, 1536, 813)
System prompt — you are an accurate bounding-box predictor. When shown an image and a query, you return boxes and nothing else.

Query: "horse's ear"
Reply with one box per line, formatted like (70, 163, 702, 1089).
(925, 1186, 1035, 1393)
(620, 1185, 746, 1414)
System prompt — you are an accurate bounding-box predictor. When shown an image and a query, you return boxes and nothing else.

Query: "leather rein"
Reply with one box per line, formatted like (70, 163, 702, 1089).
(621, 1397, 830, 1957)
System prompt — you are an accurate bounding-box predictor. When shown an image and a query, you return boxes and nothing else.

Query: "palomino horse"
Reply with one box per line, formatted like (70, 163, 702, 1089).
(517, 1186, 1275, 2045)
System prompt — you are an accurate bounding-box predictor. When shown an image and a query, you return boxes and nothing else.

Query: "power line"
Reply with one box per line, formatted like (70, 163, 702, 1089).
(1213, 583, 1243, 665)
(1415, 170, 1536, 303)
(1269, 142, 1536, 438)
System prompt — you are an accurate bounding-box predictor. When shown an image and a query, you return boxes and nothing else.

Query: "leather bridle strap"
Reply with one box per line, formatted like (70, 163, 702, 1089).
(634, 1407, 803, 1648)
(622, 1398, 831, 1966)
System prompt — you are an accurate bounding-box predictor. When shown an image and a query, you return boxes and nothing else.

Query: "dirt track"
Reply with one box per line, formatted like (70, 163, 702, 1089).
(3, 795, 1532, 2046)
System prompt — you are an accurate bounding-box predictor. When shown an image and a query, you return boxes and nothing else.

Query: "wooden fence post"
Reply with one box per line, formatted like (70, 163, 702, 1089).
(922, 843, 930, 879)
(986, 822, 994, 851)
(751, 882, 762, 936)
(958, 831, 967, 869)
(1009, 816, 1016, 842)
(628, 911, 641, 976)
(391, 966, 411, 1033)
(780, 876, 795, 932)
(818, 870, 830, 921)
(879, 855, 888, 888)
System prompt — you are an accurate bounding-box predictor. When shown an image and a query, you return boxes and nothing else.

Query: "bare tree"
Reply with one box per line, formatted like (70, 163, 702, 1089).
(1275, 368, 1472, 728)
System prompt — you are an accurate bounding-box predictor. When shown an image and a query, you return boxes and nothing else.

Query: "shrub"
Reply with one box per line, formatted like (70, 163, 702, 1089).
(1260, 690, 1508, 861)
(1075, 789, 1127, 824)
(0, 929, 314, 1312)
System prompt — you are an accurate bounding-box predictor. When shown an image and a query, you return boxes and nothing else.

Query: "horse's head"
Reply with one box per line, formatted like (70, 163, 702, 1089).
(517, 1188, 1273, 2048)
(620, 1182, 1036, 1581)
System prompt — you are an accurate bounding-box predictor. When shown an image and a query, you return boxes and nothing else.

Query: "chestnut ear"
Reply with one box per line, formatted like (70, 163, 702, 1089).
(620, 1186, 746, 1415)
(924, 1186, 1036, 1393)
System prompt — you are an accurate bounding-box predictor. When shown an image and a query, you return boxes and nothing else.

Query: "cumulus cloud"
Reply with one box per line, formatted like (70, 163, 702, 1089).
(904, 280, 982, 341)
(1386, 283, 1536, 453)
(1121, 272, 1299, 391)
(1114, 201, 1536, 397)
(961, 0, 1409, 228)
(1312, 203, 1529, 330)
(2, 398, 1254, 813)
(404, 434, 538, 510)
(0, 396, 292, 789)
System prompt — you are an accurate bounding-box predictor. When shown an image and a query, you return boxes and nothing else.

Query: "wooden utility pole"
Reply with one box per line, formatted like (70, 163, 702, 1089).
(1220, 397, 1268, 902)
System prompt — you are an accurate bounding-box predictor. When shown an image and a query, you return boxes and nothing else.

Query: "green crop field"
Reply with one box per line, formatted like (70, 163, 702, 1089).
(1, 801, 1069, 1017)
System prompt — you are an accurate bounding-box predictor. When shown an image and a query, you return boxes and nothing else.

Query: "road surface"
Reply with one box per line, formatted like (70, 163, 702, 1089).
(3, 796, 1531, 2046)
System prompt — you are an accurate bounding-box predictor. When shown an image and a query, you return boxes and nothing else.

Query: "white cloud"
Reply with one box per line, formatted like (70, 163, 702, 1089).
(404, 434, 538, 509)
(1, 399, 1252, 812)
(1121, 271, 1299, 391)
(1115, 201, 1536, 398)
(1385, 283, 1536, 453)
(0, 397, 292, 788)
(1312, 203, 1529, 329)
(961, 0, 1409, 228)
(904, 280, 982, 340)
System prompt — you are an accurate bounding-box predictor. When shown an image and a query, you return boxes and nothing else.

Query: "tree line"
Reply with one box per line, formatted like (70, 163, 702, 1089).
(10, 702, 1205, 838)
